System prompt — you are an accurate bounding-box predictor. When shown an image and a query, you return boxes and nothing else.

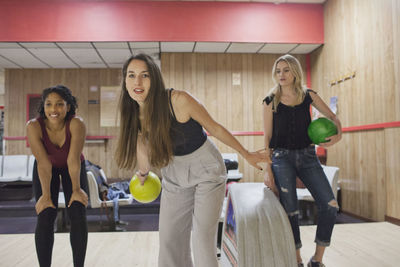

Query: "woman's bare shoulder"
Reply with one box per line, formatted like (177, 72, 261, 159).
(71, 116, 85, 124)
(26, 118, 40, 129)
(171, 89, 195, 104)
(70, 116, 86, 133)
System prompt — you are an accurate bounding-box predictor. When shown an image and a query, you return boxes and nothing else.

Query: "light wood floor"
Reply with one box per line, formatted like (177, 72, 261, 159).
(0, 222, 399, 266)
(299, 222, 400, 267)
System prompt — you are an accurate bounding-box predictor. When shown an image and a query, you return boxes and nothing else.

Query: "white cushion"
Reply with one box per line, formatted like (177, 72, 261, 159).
(222, 153, 243, 179)
(322, 165, 340, 199)
(0, 155, 28, 182)
(222, 153, 238, 162)
(296, 165, 340, 202)
(0, 155, 3, 176)
(99, 169, 108, 183)
(28, 155, 35, 176)
(227, 169, 243, 179)
(219, 197, 228, 222)
(58, 192, 66, 208)
(87, 171, 103, 208)
(296, 188, 314, 201)
(87, 171, 133, 209)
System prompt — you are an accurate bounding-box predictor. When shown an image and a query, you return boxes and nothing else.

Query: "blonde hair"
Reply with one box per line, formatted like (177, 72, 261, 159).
(268, 54, 307, 111)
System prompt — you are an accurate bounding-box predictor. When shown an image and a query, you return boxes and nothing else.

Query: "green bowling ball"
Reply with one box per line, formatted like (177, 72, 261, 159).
(308, 118, 338, 145)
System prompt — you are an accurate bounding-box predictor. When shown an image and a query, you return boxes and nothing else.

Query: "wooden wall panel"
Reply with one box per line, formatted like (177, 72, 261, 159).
(85, 69, 101, 169)
(311, 0, 399, 221)
(385, 127, 400, 219)
(391, 0, 400, 122)
(385, 0, 400, 219)
(326, 129, 387, 221)
(6, 70, 25, 154)
(161, 53, 306, 182)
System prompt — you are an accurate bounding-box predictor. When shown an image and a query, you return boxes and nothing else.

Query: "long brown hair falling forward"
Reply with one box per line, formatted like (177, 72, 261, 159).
(115, 54, 173, 170)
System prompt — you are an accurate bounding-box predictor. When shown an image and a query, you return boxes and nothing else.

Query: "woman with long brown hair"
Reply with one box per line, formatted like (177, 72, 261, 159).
(115, 54, 267, 267)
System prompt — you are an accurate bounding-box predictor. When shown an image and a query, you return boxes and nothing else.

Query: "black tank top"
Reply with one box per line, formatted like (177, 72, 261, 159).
(263, 89, 314, 150)
(169, 89, 207, 156)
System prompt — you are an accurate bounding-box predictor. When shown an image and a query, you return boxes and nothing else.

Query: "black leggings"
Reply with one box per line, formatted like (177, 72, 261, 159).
(32, 160, 89, 267)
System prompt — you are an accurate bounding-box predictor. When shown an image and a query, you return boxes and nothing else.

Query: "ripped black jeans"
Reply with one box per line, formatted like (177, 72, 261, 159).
(271, 146, 338, 249)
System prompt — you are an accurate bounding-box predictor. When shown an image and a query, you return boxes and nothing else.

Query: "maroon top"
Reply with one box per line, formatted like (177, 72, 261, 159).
(37, 116, 84, 169)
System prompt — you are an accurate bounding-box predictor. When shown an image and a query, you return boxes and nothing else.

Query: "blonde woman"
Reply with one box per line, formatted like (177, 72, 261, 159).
(263, 54, 342, 267)
(115, 54, 267, 267)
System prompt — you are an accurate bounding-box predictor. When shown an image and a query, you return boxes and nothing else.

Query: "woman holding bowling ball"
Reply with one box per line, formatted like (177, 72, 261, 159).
(262, 54, 342, 267)
(115, 54, 267, 267)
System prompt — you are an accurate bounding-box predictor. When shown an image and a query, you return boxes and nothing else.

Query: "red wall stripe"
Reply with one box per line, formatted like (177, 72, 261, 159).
(3, 136, 115, 141)
(0, 1, 323, 43)
(342, 121, 400, 132)
(306, 53, 312, 89)
(3, 136, 27, 141)
(227, 122, 400, 135)
(5, 121, 399, 141)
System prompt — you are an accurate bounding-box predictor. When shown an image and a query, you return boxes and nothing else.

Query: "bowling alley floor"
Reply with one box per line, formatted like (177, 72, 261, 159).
(1, 197, 399, 266)
(1, 222, 399, 266)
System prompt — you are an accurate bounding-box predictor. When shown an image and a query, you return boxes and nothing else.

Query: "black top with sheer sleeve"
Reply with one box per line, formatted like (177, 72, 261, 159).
(263, 89, 315, 149)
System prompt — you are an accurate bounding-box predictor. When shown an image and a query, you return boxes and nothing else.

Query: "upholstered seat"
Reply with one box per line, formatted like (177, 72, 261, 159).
(86, 171, 133, 209)
(0, 155, 29, 183)
(296, 165, 340, 201)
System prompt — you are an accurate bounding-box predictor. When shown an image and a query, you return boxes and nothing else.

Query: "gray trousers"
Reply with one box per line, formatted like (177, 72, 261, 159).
(159, 139, 227, 267)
